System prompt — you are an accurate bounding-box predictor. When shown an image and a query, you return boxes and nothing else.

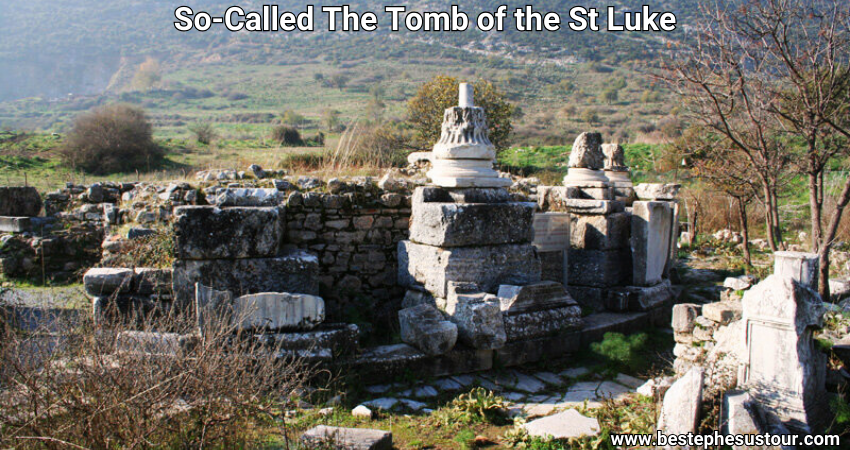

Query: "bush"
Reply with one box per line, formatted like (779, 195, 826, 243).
(0, 304, 312, 448)
(61, 104, 164, 174)
(188, 122, 217, 145)
(271, 125, 303, 146)
(590, 332, 648, 371)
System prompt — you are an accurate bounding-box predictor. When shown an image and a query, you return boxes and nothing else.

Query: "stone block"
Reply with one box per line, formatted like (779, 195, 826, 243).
(414, 186, 510, 204)
(608, 280, 676, 312)
(658, 367, 704, 435)
(0, 216, 31, 232)
(523, 409, 600, 440)
(721, 391, 760, 439)
(631, 201, 674, 287)
(173, 251, 319, 305)
(195, 283, 233, 333)
(503, 307, 582, 341)
(568, 248, 630, 288)
(450, 296, 507, 350)
(532, 213, 571, 252)
(257, 324, 359, 359)
(494, 330, 581, 367)
(133, 268, 172, 295)
(538, 250, 568, 286)
(724, 275, 756, 291)
(672, 303, 701, 334)
(571, 213, 629, 250)
(580, 312, 649, 347)
(232, 292, 325, 331)
(300, 425, 392, 450)
(210, 188, 284, 207)
(116, 331, 197, 356)
(497, 281, 576, 313)
(398, 304, 458, 355)
(84, 268, 134, 296)
(702, 301, 742, 325)
(398, 241, 541, 298)
(774, 251, 819, 290)
(410, 201, 534, 247)
(634, 183, 680, 201)
(174, 206, 284, 260)
(0, 186, 41, 217)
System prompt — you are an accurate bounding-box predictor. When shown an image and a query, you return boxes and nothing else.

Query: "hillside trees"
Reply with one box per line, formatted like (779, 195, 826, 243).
(131, 58, 162, 91)
(667, 0, 850, 299)
(407, 75, 515, 151)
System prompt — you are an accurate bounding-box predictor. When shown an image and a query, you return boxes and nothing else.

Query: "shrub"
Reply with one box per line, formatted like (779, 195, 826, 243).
(188, 122, 217, 145)
(271, 125, 303, 146)
(590, 332, 649, 371)
(432, 387, 510, 427)
(0, 303, 311, 449)
(61, 104, 164, 174)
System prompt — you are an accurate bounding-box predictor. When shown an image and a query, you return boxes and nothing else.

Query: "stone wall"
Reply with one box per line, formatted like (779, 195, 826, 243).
(283, 187, 411, 322)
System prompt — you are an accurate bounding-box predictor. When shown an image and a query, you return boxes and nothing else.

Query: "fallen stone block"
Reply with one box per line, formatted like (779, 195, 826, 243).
(398, 304, 458, 356)
(0, 186, 41, 217)
(398, 241, 541, 298)
(672, 303, 701, 334)
(409, 201, 535, 247)
(634, 183, 680, 201)
(173, 250, 319, 305)
(257, 324, 359, 359)
(721, 391, 760, 437)
(658, 367, 704, 435)
(300, 425, 392, 450)
(724, 275, 756, 291)
(232, 292, 325, 331)
(116, 331, 197, 356)
(523, 409, 600, 439)
(449, 296, 506, 350)
(0, 216, 31, 232)
(174, 206, 284, 260)
(84, 268, 134, 296)
(497, 281, 577, 313)
(702, 301, 742, 325)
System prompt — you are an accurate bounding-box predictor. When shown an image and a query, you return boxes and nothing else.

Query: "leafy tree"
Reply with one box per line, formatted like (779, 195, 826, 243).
(407, 75, 515, 151)
(61, 104, 163, 174)
(601, 88, 619, 105)
(271, 125, 303, 146)
(322, 109, 343, 132)
(580, 108, 599, 126)
(280, 110, 305, 127)
(131, 58, 161, 91)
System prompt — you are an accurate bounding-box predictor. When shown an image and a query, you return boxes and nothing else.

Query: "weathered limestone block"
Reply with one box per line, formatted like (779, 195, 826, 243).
(742, 275, 827, 432)
(301, 425, 392, 450)
(672, 303, 701, 334)
(494, 330, 580, 367)
(195, 283, 233, 333)
(398, 304, 458, 355)
(568, 248, 630, 288)
(721, 391, 761, 438)
(174, 206, 284, 260)
(634, 183, 680, 201)
(607, 280, 676, 312)
(0, 216, 31, 232)
(724, 275, 756, 291)
(415, 186, 510, 204)
(631, 201, 674, 287)
(523, 409, 600, 440)
(447, 293, 507, 350)
(571, 212, 629, 251)
(133, 268, 172, 295)
(658, 367, 704, 435)
(398, 241, 541, 298)
(173, 250, 319, 305)
(773, 251, 819, 290)
(0, 186, 42, 217)
(232, 292, 325, 331)
(210, 188, 284, 207)
(410, 201, 534, 247)
(84, 268, 134, 296)
(497, 282, 582, 341)
(702, 301, 742, 325)
(116, 331, 197, 356)
(260, 324, 359, 360)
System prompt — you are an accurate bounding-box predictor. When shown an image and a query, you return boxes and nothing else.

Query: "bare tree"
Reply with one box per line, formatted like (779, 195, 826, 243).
(663, 1, 793, 252)
(666, 0, 850, 299)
